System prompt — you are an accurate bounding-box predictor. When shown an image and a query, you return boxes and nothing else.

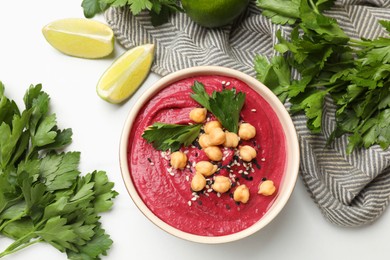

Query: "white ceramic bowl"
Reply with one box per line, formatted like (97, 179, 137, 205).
(119, 66, 300, 244)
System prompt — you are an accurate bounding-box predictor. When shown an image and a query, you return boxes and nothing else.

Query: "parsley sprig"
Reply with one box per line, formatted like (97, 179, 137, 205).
(81, 0, 183, 26)
(142, 123, 202, 151)
(0, 82, 118, 258)
(255, 0, 390, 153)
(190, 81, 246, 133)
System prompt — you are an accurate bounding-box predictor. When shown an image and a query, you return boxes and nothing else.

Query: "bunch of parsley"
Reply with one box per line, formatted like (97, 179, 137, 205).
(255, 0, 390, 153)
(0, 82, 118, 259)
(82, 0, 183, 26)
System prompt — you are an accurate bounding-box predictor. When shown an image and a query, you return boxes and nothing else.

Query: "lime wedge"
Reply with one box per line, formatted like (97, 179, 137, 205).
(42, 18, 114, 59)
(96, 44, 155, 104)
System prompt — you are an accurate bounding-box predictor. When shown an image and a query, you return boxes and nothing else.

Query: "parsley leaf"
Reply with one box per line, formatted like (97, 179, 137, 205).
(82, 0, 183, 26)
(257, 0, 300, 25)
(254, 54, 291, 103)
(190, 81, 211, 111)
(379, 20, 390, 33)
(142, 122, 202, 151)
(81, 0, 110, 18)
(0, 83, 118, 258)
(190, 81, 246, 133)
(209, 88, 246, 134)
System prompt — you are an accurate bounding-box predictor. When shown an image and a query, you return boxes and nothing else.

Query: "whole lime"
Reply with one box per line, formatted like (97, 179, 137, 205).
(181, 0, 251, 28)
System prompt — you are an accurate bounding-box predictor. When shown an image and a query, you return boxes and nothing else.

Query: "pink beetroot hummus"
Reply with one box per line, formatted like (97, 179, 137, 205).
(127, 75, 286, 236)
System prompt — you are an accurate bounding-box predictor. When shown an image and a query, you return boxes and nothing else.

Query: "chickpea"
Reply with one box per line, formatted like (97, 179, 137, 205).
(170, 151, 187, 169)
(209, 127, 226, 146)
(198, 134, 211, 149)
(223, 132, 239, 148)
(204, 120, 222, 134)
(233, 184, 250, 204)
(204, 146, 223, 161)
(238, 123, 256, 140)
(239, 145, 257, 162)
(195, 161, 218, 177)
(191, 173, 206, 191)
(189, 108, 207, 123)
(212, 176, 231, 193)
(258, 180, 276, 196)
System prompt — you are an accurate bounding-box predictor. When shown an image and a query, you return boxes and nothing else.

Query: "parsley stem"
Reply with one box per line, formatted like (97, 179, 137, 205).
(25, 146, 36, 161)
(0, 232, 39, 258)
(0, 211, 26, 231)
(308, 0, 320, 15)
(348, 38, 365, 46)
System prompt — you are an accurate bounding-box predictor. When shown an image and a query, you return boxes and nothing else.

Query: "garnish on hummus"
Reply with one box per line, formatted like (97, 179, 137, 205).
(144, 81, 275, 204)
(142, 123, 201, 151)
(191, 81, 245, 133)
(129, 75, 286, 236)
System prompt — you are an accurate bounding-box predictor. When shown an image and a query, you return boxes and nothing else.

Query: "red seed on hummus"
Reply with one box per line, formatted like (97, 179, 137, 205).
(127, 75, 286, 236)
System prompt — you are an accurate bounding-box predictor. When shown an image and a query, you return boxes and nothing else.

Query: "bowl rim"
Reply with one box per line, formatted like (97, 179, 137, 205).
(119, 65, 300, 244)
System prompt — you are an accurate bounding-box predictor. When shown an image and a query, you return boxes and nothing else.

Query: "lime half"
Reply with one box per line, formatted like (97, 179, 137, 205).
(96, 44, 155, 104)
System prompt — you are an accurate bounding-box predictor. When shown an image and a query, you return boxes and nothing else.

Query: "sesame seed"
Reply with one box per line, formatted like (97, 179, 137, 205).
(185, 176, 189, 181)
(222, 81, 226, 85)
(217, 192, 221, 197)
(207, 188, 213, 193)
(226, 82, 231, 86)
(191, 197, 197, 201)
(251, 109, 257, 112)
(261, 158, 266, 161)
(188, 201, 192, 206)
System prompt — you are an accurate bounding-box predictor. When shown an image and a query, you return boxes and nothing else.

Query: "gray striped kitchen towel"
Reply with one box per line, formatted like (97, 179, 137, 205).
(105, 0, 390, 227)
